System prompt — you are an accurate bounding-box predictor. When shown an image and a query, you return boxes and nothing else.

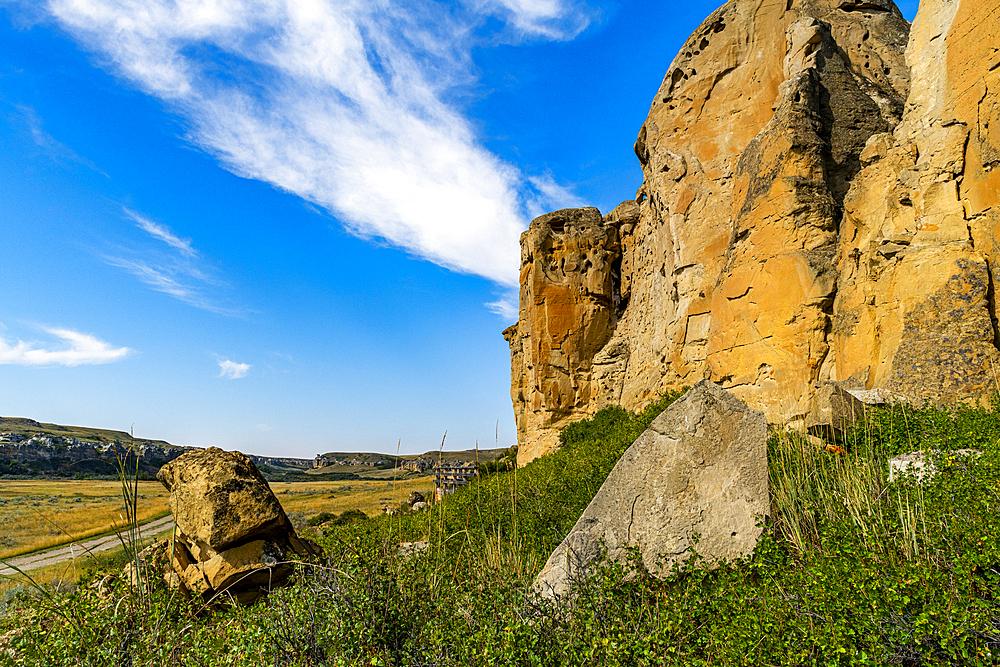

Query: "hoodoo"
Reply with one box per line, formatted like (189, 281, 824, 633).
(506, 0, 1000, 465)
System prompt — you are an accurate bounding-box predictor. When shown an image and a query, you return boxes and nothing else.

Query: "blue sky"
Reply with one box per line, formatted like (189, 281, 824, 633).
(0, 0, 918, 458)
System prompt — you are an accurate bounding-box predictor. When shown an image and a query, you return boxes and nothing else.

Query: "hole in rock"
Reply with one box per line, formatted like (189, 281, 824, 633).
(838, 0, 890, 13)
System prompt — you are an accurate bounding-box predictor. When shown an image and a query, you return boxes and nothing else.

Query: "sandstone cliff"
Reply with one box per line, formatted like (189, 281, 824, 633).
(507, 0, 1000, 465)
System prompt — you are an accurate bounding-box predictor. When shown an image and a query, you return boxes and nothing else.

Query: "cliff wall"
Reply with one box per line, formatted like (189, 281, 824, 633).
(507, 0, 1000, 465)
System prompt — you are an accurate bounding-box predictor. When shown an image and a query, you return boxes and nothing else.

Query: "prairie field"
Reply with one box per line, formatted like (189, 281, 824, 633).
(0, 475, 435, 561)
(0, 480, 171, 559)
(271, 475, 435, 520)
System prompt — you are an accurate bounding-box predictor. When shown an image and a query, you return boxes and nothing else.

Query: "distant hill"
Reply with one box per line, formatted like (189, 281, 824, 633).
(0, 417, 509, 481)
(0, 416, 190, 479)
(0, 417, 176, 448)
(312, 448, 508, 475)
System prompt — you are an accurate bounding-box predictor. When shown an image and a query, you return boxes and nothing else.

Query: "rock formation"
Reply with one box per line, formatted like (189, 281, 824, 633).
(157, 447, 319, 605)
(533, 381, 768, 599)
(0, 417, 188, 477)
(832, 0, 1000, 402)
(503, 207, 622, 460)
(508, 0, 1000, 465)
(887, 448, 981, 483)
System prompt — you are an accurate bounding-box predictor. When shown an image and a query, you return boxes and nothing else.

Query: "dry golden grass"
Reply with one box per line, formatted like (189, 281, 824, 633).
(0, 475, 435, 561)
(0, 555, 99, 596)
(0, 481, 171, 559)
(272, 475, 435, 520)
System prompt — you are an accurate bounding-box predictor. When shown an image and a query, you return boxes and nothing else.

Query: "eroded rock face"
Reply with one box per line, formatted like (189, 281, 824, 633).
(509, 0, 1000, 464)
(533, 381, 768, 599)
(157, 447, 318, 604)
(504, 208, 621, 463)
(832, 0, 1000, 403)
(614, 0, 910, 431)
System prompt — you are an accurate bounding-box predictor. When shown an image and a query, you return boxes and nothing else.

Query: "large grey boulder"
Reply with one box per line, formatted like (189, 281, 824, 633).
(533, 380, 769, 600)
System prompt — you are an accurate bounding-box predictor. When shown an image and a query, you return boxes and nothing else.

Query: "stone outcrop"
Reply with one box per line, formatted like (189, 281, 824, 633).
(832, 0, 1000, 402)
(157, 447, 319, 605)
(533, 381, 768, 599)
(508, 0, 1000, 465)
(503, 207, 622, 462)
(804, 383, 868, 439)
(0, 417, 189, 477)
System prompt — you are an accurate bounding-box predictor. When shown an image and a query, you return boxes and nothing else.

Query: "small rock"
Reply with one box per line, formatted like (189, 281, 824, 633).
(408, 491, 425, 506)
(200, 539, 293, 591)
(805, 384, 867, 439)
(398, 541, 428, 557)
(410, 501, 428, 511)
(888, 449, 981, 483)
(846, 388, 910, 406)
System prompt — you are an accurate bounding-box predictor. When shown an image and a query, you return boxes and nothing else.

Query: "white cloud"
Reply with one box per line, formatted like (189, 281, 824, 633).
(38, 0, 593, 289)
(525, 173, 586, 219)
(124, 208, 195, 257)
(0, 327, 131, 366)
(486, 293, 519, 321)
(476, 0, 595, 40)
(12, 103, 108, 175)
(255, 423, 274, 431)
(218, 358, 251, 379)
(105, 207, 245, 316)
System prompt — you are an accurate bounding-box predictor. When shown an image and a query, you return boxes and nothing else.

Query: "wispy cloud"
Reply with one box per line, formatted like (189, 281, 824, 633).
(124, 208, 195, 258)
(525, 173, 587, 219)
(486, 292, 519, 321)
(0, 326, 131, 366)
(477, 0, 596, 40)
(217, 358, 251, 379)
(38, 0, 593, 288)
(105, 207, 244, 316)
(12, 104, 108, 175)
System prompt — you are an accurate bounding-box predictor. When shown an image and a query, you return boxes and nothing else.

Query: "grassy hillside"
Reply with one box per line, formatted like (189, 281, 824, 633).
(4, 395, 1000, 665)
(0, 417, 176, 449)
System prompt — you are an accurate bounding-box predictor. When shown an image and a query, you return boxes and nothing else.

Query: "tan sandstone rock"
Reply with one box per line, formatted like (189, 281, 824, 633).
(533, 381, 768, 599)
(200, 539, 294, 591)
(804, 383, 867, 439)
(503, 207, 621, 463)
(157, 447, 318, 604)
(832, 0, 1000, 403)
(157, 447, 292, 557)
(509, 0, 1000, 465)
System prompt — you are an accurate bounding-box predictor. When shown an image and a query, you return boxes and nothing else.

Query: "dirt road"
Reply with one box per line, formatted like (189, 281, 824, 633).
(0, 515, 175, 577)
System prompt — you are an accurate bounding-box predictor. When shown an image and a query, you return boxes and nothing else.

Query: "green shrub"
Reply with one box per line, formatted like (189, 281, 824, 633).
(7, 395, 1000, 665)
